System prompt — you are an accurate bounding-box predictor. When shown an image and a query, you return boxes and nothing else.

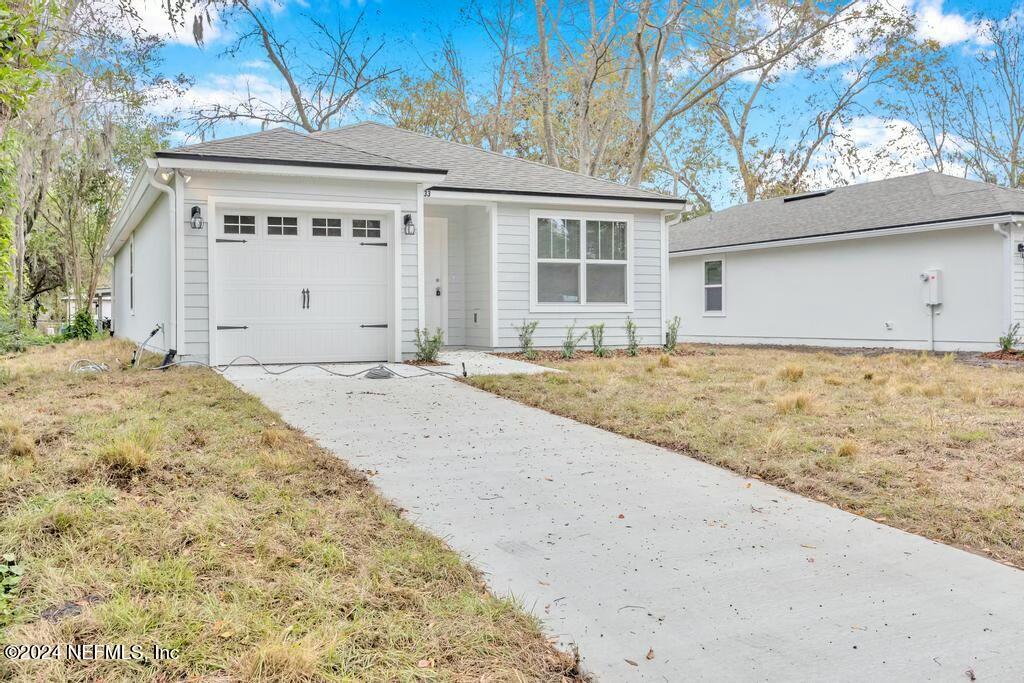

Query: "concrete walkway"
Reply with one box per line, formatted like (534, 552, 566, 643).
(227, 364, 1024, 681)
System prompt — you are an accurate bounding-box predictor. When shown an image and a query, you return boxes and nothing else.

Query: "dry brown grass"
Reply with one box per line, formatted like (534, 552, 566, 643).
(471, 345, 1024, 568)
(0, 339, 578, 682)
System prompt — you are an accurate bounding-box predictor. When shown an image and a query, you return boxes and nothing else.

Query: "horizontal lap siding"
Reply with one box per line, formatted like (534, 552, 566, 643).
(182, 173, 420, 361)
(495, 204, 665, 349)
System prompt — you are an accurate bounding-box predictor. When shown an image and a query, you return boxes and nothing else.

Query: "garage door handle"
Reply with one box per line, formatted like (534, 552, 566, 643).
(360, 242, 388, 247)
(360, 324, 389, 328)
(217, 325, 248, 330)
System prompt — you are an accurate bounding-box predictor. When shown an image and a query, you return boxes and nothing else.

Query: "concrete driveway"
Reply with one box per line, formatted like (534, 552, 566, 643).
(227, 361, 1024, 681)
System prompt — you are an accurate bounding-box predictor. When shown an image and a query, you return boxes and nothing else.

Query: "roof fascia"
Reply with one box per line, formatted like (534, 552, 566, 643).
(153, 155, 447, 182)
(427, 189, 689, 211)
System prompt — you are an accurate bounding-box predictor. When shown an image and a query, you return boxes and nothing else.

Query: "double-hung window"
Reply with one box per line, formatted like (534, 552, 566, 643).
(534, 213, 630, 308)
(704, 259, 724, 314)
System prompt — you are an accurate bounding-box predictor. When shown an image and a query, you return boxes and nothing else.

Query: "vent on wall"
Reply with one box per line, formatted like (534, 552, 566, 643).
(782, 189, 834, 203)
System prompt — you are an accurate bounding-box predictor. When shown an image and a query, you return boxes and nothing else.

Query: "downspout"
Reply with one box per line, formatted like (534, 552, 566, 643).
(146, 160, 177, 355)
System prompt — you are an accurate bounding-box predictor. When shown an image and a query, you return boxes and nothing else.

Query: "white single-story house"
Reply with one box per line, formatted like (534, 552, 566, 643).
(105, 123, 688, 364)
(63, 286, 112, 325)
(669, 172, 1024, 352)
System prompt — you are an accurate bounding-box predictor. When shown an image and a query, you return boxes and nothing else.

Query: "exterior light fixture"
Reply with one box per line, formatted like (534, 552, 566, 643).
(403, 213, 416, 236)
(1018, 242, 1024, 259)
(189, 206, 206, 230)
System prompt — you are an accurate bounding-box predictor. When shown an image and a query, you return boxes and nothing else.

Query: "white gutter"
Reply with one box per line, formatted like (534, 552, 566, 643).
(671, 214, 1024, 258)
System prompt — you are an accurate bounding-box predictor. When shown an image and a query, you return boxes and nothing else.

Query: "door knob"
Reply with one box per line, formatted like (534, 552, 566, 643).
(435, 287, 442, 296)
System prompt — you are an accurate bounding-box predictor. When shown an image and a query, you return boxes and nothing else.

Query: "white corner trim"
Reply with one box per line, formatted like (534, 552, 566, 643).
(489, 202, 499, 348)
(174, 172, 185, 354)
(416, 184, 426, 331)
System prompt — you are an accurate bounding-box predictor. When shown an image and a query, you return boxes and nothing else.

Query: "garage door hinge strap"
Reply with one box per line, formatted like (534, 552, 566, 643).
(216, 238, 248, 243)
(216, 325, 249, 330)
(359, 242, 388, 246)
(360, 324, 389, 328)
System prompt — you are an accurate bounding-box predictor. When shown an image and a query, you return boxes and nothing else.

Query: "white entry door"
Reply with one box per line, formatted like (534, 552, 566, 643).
(424, 217, 448, 337)
(214, 211, 391, 364)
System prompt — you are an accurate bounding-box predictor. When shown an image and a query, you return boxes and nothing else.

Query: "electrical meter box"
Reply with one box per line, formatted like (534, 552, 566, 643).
(921, 269, 942, 306)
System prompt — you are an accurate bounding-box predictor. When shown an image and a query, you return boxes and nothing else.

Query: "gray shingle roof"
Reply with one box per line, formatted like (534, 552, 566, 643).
(314, 122, 682, 203)
(155, 127, 445, 174)
(671, 172, 1024, 252)
(155, 123, 685, 204)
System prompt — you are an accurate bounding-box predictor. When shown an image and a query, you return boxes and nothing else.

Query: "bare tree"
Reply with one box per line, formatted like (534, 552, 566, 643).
(626, 0, 856, 187)
(708, 1, 918, 201)
(950, 17, 1024, 188)
(191, 3, 395, 135)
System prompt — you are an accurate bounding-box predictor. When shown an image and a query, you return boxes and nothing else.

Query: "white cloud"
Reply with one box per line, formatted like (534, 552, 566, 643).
(148, 72, 287, 126)
(912, 0, 981, 46)
(812, 115, 965, 184)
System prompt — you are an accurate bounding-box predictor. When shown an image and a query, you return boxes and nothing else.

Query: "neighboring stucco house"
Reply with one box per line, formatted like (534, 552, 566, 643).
(669, 172, 1024, 352)
(105, 123, 688, 364)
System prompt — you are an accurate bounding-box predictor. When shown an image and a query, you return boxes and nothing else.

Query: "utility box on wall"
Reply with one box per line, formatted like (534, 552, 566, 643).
(921, 268, 943, 306)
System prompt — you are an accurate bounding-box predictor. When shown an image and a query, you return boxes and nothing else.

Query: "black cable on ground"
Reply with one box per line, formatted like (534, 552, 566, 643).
(148, 355, 467, 380)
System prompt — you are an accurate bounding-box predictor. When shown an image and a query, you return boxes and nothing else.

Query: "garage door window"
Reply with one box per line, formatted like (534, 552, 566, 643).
(353, 218, 381, 239)
(267, 216, 298, 236)
(312, 217, 342, 237)
(224, 214, 255, 235)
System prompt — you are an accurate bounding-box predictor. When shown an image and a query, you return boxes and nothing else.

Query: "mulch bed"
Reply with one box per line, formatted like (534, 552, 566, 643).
(494, 346, 698, 363)
(980, 350, 1024, 363)
(403, 359, 447, 366)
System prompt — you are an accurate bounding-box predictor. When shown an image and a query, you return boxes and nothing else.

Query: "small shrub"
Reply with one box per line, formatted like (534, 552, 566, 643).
(413, 327, 445, 362)
(589, 323, 607, 357)
(99, 438, 152, 475)
(836, 440, 859, 458)
(65, 309, 98, 340)
(775, 392, 814, 414)
(9, 434, 34, 458)
(513, 320, 540, 360)
(261, 428, 291, 449)
(0, 553, 24, 626)
(624, 317, 639, 356)
(762, 426, 791, 455)
(998, 322, 1021, 352)
(658, 353, 672, 368)
(561, 324, 588, 359)
(777, 364, 805, 382)
(663, 316, 681, 352)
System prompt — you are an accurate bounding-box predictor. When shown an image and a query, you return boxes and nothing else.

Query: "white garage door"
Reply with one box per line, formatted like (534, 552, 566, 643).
(214, 211, 390, 364)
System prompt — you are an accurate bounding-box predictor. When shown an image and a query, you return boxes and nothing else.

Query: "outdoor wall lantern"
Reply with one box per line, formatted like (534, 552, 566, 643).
(403, 213, 416, 236)
(189, 206, 207, 230)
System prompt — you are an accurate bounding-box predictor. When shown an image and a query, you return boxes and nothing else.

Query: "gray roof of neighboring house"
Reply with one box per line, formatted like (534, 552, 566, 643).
(671, 171, 1024, 253)
(155, 127, 446, 174)
(315, 122, 681, 203)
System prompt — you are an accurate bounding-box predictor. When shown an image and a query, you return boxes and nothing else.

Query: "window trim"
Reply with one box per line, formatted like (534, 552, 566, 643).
(703, 258, 726, 317)
(222, 213, 257, 237)
(265, 214, 300, 238)
(352, 217, 382, 239)
(311, 216, 344, 238)
(529, 210, 634, 313)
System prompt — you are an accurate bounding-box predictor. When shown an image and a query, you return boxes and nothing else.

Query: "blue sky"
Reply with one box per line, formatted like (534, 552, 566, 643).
(130, 0, 1021, 204)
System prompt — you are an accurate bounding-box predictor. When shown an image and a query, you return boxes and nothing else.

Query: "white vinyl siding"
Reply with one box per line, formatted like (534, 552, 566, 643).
(112, 193, 172, 352)
(670, 224, 1007, 352)
(497, 204, 664, 349)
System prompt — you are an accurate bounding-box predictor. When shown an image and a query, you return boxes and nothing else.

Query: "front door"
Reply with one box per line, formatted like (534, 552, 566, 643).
(424, 217, 448, 337)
